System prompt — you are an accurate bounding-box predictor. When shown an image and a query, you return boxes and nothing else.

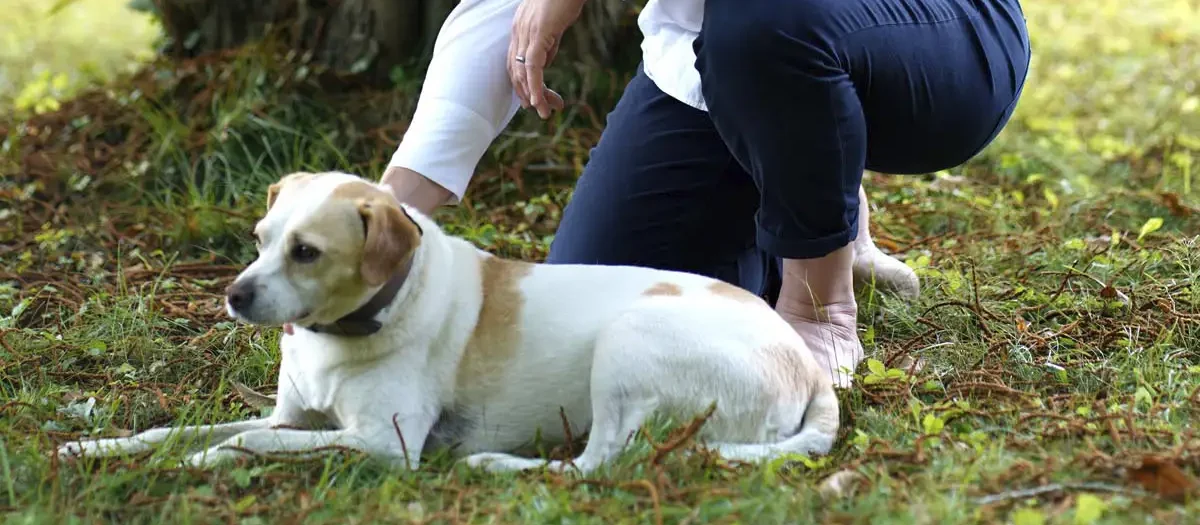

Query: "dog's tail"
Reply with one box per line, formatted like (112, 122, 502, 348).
(708, 387, 840, 462)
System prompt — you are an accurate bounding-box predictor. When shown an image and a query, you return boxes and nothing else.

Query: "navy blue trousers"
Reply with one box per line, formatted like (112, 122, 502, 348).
(546, 0, 1031, 303)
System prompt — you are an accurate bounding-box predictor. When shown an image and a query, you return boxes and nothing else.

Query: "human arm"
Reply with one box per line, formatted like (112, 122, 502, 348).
(385, 0, 560, 213)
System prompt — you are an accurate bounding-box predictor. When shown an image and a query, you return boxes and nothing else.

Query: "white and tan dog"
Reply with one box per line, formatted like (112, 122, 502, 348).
(57, 171, 840, 474)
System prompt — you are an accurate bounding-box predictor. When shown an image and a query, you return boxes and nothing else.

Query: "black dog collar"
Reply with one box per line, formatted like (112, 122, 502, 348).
(301, 257, 414, 337)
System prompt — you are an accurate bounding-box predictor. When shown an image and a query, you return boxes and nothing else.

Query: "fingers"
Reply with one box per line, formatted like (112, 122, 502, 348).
(543, 39, 565, 113)
(506, 46, 520, 106)
(524, 31, 553, 117)
(508, 7, 564, 119)
(543, 87, 564, 112)
(509, 15, 531, 108)
(523, 31, 547, 115)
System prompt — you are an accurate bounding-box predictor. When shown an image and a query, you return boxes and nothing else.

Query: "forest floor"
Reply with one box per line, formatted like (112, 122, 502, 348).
(2, 0, 1199, 523)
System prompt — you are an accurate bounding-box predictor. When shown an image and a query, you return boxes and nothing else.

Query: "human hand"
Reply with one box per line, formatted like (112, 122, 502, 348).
(508, 0, 583, 118)
(778, 302, 863, 389)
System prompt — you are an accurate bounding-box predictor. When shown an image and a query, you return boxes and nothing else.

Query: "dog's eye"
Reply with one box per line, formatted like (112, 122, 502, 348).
(291, 243, 320, 263)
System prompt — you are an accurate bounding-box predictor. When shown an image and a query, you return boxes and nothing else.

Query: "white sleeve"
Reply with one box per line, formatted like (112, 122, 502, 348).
(388, 0, 524, 204)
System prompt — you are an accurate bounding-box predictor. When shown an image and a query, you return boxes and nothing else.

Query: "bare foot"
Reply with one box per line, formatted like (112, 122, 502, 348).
(852, 185, 920, 300)
(778, 302, 863, 388)
(852, 244, 920, 300)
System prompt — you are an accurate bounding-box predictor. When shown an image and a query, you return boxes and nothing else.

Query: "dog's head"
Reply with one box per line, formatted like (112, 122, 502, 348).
(224, 171, 424, 326)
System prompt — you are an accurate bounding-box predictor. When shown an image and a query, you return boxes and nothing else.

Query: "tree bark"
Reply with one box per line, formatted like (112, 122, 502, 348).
(147, 0, 640, 87)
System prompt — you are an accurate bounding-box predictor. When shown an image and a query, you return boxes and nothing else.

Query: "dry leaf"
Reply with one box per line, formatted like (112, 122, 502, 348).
(232, 381, 277, 409)
(153, 388, 169, 411)
(121, 263, 147, 278)
(1160, 192, 1193, 217)
(893, 355, 928, 375)
(819, 469, 867, 499)
(1127, 456, 1198, 503)
(875, 237, 902, 253)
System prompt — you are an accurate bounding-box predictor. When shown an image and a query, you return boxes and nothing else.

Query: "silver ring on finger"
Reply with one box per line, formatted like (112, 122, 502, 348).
(514, 55, 526, 64)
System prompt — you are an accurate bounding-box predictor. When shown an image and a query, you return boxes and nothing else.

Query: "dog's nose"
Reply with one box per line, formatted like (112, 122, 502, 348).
(226, 280, 256, 312)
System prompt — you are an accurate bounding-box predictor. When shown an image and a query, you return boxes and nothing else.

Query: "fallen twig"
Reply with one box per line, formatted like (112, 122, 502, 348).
(559, 406, 576, 459)
(392, 413, 412, 469)
(647, 403, 717, 466)
(232, 381, 276, 409)
(973, 481, 1146, 505)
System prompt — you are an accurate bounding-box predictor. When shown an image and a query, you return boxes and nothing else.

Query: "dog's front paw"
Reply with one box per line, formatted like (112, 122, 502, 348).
(459, 452, 550, 473)
(56, 441, 87, 459)
(56, 439, 119, 459)
(54, 436, 153, 460)
(459, 452, 507, 469)
(183, 446, 238, 469)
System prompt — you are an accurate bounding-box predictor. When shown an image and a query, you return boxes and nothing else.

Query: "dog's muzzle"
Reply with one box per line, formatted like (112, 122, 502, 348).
(225, 279, 257, 315)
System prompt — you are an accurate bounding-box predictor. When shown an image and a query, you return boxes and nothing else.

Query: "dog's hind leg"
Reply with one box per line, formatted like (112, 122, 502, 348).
(462, 319, 661, 475)
(57, 418, 273, 460)
(554, 389, 657, 475)
(461, 386, 655, 475)
(705, 387, 840, 462)
(560, 303, 840, 472)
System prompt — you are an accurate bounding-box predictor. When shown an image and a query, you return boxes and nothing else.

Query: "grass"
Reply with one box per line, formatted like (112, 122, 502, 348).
(0, 0, 159, 113)
(1, 0, 1199, 523)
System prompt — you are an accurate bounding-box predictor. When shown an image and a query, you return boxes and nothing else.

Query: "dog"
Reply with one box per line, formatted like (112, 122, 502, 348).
(57, 171, 840, 474)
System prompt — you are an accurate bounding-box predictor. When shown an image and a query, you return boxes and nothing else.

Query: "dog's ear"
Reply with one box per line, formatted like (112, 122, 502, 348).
(397, 203, 424, 236)
(357, 198, 422, 287)
(266, 171, 318, 212)
(266, 182, 283, 212)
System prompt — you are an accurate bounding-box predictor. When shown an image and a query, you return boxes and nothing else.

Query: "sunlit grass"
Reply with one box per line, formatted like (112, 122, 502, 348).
(1, 0, 1198, 523)
(0, 0, 160, 113)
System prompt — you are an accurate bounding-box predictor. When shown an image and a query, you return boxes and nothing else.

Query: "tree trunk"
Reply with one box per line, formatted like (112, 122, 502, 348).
(146, 0, 641, 87)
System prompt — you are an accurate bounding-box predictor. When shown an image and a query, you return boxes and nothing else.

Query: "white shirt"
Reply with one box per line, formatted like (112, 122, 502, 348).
(389, 0, 704, 203)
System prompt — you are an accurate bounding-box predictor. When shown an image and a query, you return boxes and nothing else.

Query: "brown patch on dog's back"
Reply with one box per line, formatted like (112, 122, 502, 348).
(708, 281, 766, 306)
(330, 181, 424, 286)
(643, 282, 683, 297)
(456, 255, 534, 393)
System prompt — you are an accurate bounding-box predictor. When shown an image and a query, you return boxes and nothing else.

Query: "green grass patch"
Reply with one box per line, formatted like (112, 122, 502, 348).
(0, 0, 160, 114)
(1, 0, 1199, 523)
